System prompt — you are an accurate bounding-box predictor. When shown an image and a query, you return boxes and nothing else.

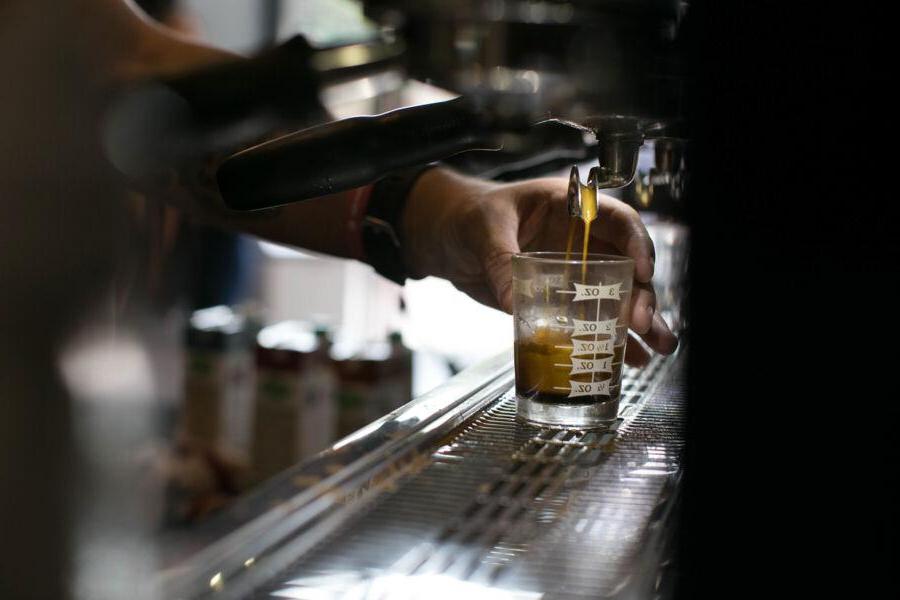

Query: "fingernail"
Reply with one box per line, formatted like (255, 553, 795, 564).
(652, 311, 667, 333)
(653, 313, 679, 353)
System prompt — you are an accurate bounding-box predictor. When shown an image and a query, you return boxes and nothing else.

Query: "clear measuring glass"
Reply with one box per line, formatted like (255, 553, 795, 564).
(512, 252, 635, 428)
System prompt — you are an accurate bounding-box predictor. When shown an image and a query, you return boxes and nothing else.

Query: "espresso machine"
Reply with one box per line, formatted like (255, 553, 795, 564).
(111, 1, 687, 213)
(146, 2, 692, 599)
(212, 2, 687, 210)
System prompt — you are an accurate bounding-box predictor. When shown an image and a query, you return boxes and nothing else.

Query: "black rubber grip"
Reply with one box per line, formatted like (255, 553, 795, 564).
(216, 96, 500, 211)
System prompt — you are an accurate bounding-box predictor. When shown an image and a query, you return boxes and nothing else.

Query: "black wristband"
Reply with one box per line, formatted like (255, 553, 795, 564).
(362, 164, 437, 284)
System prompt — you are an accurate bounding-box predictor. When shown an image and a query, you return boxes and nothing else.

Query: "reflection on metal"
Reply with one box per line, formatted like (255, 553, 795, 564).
(164, 348, 685, 599)
(209, 572, 224, 591)
(320, 71, 406, 114)
(275, 573, 542, 599)
(312, 39, 406, 77)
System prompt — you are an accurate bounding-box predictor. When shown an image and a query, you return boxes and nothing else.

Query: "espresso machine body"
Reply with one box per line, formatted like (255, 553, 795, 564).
(212, 0, 689, 211)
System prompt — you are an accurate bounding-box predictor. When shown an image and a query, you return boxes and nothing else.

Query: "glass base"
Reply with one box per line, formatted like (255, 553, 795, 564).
(516, 393, 619, 429)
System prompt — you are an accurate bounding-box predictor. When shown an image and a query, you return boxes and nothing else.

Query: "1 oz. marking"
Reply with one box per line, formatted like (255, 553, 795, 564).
(570, 356, 613, 374)
(554, 357, 613, 374)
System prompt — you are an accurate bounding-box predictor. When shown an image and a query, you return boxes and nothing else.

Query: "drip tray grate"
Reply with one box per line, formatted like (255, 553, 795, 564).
(257, 351, 685, 600)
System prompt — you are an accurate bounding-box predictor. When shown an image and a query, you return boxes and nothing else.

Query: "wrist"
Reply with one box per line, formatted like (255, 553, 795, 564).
(346, 185, 373, 262)
(363, 164, 439, 284)
(402, 167, 497, 280)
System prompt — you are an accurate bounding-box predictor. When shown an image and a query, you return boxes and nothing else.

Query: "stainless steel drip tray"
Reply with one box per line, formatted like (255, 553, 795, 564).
(163, 348, 686, 600)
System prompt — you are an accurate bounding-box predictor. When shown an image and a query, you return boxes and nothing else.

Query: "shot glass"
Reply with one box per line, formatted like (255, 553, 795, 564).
(512, 252, 635, 428)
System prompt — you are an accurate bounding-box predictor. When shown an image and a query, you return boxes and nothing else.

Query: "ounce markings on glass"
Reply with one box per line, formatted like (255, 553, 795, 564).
(572, 318, 617, 336)
(568, 338, 614, 357)
(567, 356, 614, 375)
(557, 282, 624, 301)
(567, 380, 611, 398)
(568, 280, 622, 398)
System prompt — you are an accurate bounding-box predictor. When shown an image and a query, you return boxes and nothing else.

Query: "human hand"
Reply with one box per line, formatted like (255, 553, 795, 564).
(402, 167, 678, 365)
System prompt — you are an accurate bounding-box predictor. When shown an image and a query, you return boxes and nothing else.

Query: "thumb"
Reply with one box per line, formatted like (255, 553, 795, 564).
(479, 220, 521, 314)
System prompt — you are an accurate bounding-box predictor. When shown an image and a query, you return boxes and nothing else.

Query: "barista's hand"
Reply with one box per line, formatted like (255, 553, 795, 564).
(403, 167, 678, 364)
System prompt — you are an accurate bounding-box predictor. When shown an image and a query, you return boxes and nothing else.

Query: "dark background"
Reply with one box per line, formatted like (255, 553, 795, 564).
(678, 2, 897, 597)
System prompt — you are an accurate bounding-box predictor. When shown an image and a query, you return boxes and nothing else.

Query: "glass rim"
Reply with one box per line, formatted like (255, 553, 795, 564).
(512, 251, 634, 266)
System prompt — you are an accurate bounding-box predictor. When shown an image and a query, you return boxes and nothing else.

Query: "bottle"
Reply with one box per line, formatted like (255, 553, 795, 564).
(181, 305, 251, 453)
(309, 324, 339, 448)
(335, 341, 386, 439)
(384, 331, 413, 412)
(251, 321, 338, 482)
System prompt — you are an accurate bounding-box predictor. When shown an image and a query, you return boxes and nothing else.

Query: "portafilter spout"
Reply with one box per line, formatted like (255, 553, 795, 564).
(568, 165, 600, 222)
(567, 116, 646, 220)
(588, 115, 645, 189)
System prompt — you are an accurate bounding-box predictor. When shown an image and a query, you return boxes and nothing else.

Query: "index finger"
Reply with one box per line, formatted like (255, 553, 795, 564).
(591, 196, 655, 283)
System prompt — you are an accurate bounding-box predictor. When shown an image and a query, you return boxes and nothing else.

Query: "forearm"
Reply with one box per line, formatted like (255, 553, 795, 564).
(213, 186, 371, 261)
(226, 167, 471, 268)
(218, 167, 487, 272)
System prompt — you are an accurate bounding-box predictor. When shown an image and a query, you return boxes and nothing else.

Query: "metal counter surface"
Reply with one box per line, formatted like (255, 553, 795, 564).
(163, 345, 686, 599)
